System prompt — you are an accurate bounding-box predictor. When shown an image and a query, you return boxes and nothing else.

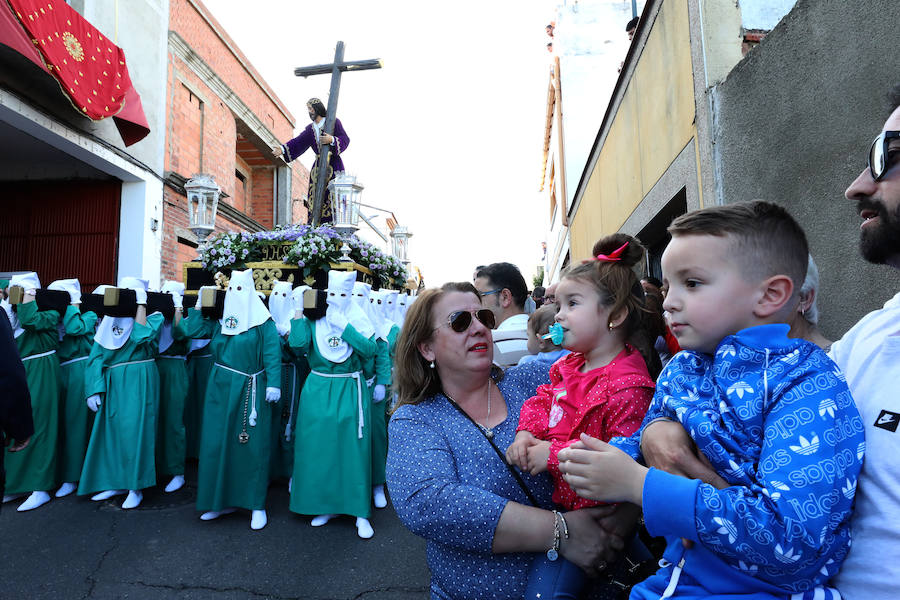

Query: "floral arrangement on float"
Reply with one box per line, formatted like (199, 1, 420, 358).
(192, 224, 407, 291)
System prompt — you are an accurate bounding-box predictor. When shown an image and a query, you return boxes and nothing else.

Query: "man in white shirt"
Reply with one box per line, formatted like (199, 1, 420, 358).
(473, 263, 530, 367)
(829, 84, 900, 600)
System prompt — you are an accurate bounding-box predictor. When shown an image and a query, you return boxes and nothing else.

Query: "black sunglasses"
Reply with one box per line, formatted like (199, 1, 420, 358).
(868, 130, 900, 181)
(436, 309, 496, 333)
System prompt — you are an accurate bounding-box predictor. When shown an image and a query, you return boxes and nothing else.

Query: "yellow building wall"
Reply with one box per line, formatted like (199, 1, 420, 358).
(570, 0, 697, 261)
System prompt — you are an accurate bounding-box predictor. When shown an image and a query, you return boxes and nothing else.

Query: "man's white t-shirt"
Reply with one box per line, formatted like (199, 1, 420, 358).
(493, 312, 529, 368)
(830, 291, 900, 600)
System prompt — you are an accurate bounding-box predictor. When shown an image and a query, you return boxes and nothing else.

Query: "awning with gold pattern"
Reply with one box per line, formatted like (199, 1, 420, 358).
(0, 0, 149, 146)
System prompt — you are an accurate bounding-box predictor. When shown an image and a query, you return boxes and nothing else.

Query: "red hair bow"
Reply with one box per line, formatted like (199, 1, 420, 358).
(590, 242, 629, 263)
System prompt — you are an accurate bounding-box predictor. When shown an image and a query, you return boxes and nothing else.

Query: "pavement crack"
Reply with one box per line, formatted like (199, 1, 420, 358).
(81, 513, 119, 599)
(126, 580, 299, 599)
(350, 586, 429, 599)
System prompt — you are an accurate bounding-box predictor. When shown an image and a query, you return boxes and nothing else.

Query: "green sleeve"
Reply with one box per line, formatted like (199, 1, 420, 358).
(176, 308, 217, 339)
(131, 312, 165, 348)
(63, 305, 98, 335)
(83, 342, 107, 398)
(387, 325, 400, 359)
(261, 320, 282, 391)
(288, 317, 312, 353)
(17, 301, 60, 332)
(342, 323, 377, 359)
(375, 338, 392, 385)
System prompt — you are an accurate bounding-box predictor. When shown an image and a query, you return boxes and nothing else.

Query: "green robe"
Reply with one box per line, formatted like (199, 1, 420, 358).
(184, 341, 213, 460)
(288, 318, 376, 518)
(156, 322, 190, 477)
(369, 335, 393, 487)
(268, 340, 308, 481)
(78, 313, 163, 495)
(57, 306, 98, 483)
(4, 302, 60, 494)
(178, 310, 281, 512)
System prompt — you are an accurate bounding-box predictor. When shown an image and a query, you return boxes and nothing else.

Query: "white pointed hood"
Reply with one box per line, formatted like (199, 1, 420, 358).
(316, 270, 372, 362)
(221, 269, 270, 336)
(158, 280, 185, 353)
(11, 271, 40, 293)
(367, 290, 394, 341)
(94, 280, 144, 350)
(48, 278, 81, 302)
(269, 281, 294, 337)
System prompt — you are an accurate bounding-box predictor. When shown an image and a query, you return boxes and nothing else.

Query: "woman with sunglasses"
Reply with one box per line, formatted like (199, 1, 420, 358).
(386, 282, 630, 600)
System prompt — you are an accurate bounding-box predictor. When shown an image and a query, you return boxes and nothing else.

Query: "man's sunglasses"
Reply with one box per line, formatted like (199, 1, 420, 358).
(436, 309, 496, 333)
(868, 130, 900, 181)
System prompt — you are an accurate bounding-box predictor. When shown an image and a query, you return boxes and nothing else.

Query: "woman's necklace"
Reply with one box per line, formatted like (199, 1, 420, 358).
(445, 379, 494, 440)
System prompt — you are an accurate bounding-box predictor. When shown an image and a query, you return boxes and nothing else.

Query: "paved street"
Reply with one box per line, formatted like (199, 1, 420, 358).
(1, 463, 430, 599)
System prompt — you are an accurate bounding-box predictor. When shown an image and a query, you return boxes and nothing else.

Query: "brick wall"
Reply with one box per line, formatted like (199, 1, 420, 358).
(162, 0, 310, 282)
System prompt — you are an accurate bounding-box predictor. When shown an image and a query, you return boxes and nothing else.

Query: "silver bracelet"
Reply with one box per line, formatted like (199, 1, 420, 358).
(547, 510, 561, 561)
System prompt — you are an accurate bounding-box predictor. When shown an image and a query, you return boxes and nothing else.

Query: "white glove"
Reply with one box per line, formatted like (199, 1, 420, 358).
(265, 387, 281, 403)
(86, 394, 102, 412)
(69, 289, 82, 305)
(194, 292, 203, 311)
(133, 288, 147, 305)
(291, 287, 305, 311)
(276, 322, 290, 337)
(330, 311, 349, 331)
(372, 384, 386, 403)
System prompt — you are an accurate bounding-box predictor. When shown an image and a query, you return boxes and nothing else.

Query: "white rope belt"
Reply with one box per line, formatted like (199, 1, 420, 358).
(59, 355, 89, 367)
(311, 369, 364, 439)
(22, 349, 56, 362)
(215, 363, 264, 427)
(108, 358, 155, 370)
(365, 376, 376, 387)
(282, 362, 298, 441)
(158, 355, 187, 360)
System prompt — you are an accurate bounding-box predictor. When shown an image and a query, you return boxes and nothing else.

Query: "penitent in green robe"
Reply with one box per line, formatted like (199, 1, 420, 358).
(269, 340, 308, 481)
(4, 302, 60, 495)
(288, 318, 376, 519)
(184, 341, 213, 460)
(57, 305, 99, 484)
(77, 313, 163, 495)
(178, 309, 281, 512)
(367, 333, 393, 487)
(156, 323, 190, 478)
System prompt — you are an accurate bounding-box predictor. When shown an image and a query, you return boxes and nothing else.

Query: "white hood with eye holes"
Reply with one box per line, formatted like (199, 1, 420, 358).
(315, 270, 372, 362)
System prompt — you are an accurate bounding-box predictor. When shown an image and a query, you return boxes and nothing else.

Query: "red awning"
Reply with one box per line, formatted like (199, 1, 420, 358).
(0, 0, 149, 146)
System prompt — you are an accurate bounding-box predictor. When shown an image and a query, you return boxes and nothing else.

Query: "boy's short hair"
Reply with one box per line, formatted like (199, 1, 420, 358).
(667, 200, 809, 292)
(528, 304, 558, 338)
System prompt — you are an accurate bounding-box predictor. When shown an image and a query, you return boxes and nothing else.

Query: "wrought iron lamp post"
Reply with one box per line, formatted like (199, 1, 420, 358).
(328, 173, 364, 261)
(185, 174, 221, 252)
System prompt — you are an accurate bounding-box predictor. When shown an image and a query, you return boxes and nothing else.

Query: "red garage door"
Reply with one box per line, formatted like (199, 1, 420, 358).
(0, 180, 120, 292)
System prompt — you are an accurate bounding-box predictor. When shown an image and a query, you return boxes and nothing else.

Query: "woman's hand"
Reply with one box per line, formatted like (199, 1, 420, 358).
(641, 419, 728, 488)
(561, 505, 625, 575)
(505, 431, 538, 471)
(526, 440, 551, 475)
(558, 434, 648, 505)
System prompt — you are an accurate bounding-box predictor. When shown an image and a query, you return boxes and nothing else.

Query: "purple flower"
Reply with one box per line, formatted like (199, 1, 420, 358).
(229, 254, 236, 262)
(311, 248, 318, 254)
(297, 260, 305, 267)
(393, 270, 399, 276)
(210, 248, 217, 255)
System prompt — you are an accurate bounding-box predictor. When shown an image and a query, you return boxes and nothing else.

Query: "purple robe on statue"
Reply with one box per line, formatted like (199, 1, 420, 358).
(280, 118, 350, 223)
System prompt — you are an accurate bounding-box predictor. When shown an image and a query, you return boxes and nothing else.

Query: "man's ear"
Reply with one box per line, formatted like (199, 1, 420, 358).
(417, 340, 435, 363)
(499, 288, 513, 309)
(754, 275, 794, 318)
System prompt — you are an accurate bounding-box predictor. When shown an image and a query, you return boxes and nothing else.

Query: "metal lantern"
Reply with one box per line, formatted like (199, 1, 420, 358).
(391, 225, 413, 266)
(328, 173, 364, 261)
(185, 174, 221, 244)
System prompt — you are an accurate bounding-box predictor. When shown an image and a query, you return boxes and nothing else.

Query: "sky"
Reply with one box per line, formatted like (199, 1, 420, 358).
(206, 0, 558, 288)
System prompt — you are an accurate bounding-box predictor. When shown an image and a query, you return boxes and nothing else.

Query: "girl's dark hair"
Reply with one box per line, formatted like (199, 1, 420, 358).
(562, 233, 661, 378)
(392, 282, 503, 412)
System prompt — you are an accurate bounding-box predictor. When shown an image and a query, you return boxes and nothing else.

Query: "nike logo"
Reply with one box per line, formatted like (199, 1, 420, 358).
(875, 410, 900, 433)
(878, 414, 895, 425)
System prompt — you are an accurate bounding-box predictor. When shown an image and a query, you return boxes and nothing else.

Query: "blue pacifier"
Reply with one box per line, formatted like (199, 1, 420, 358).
(543, 322, 565, 346)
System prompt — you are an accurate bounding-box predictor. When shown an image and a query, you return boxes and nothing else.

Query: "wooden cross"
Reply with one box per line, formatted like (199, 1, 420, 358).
(295, 41, 382, 226)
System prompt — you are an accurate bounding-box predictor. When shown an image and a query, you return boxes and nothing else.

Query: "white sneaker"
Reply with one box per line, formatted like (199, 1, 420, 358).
(250, 510, 267, 530)
(17, 491, 51, 512)
(91, 489, 126, 501)
(373, 485, 387, 509)
(355, 517, 374, 539)
(310, 514, 335, 527)
(164, 475, 185, 493)
(200, 507, 236, 521)
(122, 490, 143, 509)
(55, 482, 77, 498)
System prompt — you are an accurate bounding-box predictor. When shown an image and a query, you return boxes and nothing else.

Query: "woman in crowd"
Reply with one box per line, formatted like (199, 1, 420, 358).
(788, 255, 832, 350)
(386, 282, 635, 600)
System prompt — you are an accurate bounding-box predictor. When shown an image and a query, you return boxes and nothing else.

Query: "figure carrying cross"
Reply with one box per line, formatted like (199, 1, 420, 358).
(273, 41, 381, 226)
(273, 97, 350, 224)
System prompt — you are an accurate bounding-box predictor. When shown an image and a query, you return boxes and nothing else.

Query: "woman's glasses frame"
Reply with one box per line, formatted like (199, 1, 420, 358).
(434, 309, 496, 333)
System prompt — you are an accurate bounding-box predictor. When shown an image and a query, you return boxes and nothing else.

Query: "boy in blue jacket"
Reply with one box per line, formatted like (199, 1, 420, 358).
(558, 201, 863, 600)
